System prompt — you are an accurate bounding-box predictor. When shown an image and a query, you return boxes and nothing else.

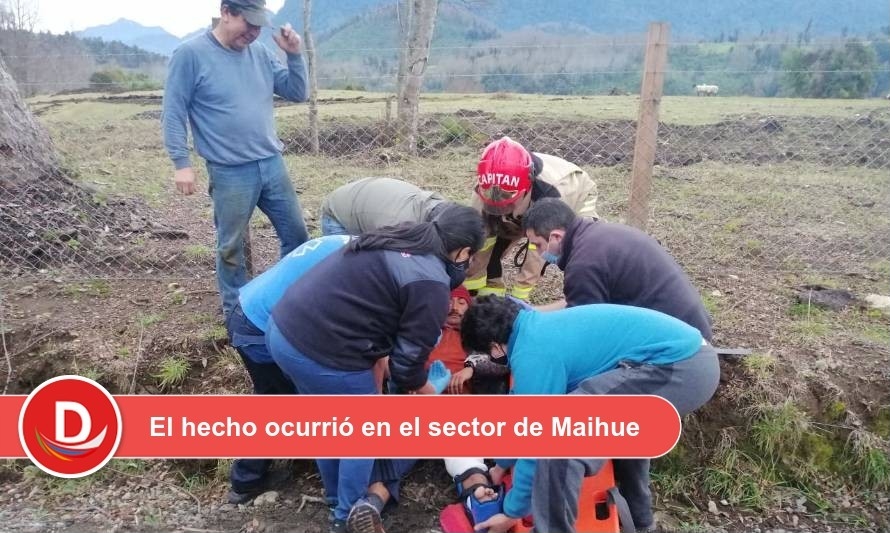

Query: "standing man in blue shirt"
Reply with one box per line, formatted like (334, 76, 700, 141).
(162, 0, 310, 317)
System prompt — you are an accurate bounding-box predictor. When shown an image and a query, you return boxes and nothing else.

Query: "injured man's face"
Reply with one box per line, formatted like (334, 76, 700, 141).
(445, 295, 470, 328)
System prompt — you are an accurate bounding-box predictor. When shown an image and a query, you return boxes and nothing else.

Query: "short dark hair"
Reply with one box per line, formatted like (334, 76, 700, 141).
(460, 295, 522, 354)
(522, 197, 577, 236)
(434, 203, 486, 255)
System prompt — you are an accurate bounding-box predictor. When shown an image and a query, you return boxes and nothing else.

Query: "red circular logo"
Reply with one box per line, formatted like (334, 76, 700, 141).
(18, 376, 122, 478)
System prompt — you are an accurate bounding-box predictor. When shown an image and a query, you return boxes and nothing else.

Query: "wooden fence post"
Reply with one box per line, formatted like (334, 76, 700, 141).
(628, 22, 670, 231)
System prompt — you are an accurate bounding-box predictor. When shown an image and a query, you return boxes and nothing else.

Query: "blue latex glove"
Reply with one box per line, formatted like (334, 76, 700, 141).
(428, 360, 452, 394)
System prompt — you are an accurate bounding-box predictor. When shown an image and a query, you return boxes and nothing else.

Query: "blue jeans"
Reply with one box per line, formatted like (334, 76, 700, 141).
(320, 214, 349, 236)
(226, 304, 296, 493)
(206, 154, 309, 317)
(267, 318, 381, 521)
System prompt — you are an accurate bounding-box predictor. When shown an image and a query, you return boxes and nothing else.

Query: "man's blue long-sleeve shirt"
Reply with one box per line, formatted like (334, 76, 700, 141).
(162, 31, 307, 169)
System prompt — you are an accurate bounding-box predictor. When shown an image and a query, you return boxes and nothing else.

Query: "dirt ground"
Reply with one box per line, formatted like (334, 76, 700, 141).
(1, 96, 889, 533)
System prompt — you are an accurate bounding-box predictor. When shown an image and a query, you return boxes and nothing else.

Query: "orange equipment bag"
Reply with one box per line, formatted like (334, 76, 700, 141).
(440, 460, 631, 533)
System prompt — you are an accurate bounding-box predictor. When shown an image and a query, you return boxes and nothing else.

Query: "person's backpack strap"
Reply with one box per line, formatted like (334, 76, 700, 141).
(606, 486, 636, 533)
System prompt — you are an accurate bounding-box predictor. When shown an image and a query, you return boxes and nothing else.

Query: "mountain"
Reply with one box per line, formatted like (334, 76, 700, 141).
(274, 0, 888, 39)
(77, 1, 888, 60)
(78, 18, 182, 56)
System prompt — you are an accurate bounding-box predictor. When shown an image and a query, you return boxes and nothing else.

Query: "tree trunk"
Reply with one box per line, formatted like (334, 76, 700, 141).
(396, 0, 438, 154)
(303, 0, 320, 154)
(0, 54, 59, 187)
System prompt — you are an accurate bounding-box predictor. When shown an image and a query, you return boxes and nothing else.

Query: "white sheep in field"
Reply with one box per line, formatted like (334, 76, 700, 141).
(694, 84, 719, 96)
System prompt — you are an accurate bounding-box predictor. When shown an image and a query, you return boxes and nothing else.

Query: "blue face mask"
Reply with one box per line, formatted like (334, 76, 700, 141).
(541, 251, 560, 264)
(540, 236, 561, 264)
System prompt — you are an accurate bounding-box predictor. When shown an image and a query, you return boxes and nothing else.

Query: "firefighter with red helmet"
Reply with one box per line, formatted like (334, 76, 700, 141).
(466, 136, 598, 300)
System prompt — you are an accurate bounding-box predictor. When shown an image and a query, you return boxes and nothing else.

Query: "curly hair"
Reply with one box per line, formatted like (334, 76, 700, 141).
(460, 295, 522, 354)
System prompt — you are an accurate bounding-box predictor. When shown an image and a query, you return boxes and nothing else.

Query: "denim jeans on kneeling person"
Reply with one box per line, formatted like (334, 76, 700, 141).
(225, 303, 296, 493)
(320, 214, 349, 236)
(206, 153, 309, 317)
(266, 318, 379, 521)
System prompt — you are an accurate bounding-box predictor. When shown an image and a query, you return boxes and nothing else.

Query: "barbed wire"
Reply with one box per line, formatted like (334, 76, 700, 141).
(3, 26, 889, 285)
(13, 67, 890, 86)
(1, 37, 888, 59)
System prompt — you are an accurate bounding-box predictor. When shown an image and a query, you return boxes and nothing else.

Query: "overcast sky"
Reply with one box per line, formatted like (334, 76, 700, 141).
(34, 0, 287, 37)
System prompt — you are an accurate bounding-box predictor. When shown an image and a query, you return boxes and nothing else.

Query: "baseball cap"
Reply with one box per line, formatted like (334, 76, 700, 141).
(226, 0, 274, 28)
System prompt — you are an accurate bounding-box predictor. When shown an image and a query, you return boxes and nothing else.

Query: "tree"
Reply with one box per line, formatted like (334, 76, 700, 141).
(396, 0, 439, 153)
(0, 53, 59, 187)
(782, 40, 877, 98)
(303, 0, 320, 153)
(0, 0, 38, 31)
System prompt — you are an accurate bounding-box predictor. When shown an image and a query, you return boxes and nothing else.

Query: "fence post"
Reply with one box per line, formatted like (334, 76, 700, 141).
(628, 22, 670, 231)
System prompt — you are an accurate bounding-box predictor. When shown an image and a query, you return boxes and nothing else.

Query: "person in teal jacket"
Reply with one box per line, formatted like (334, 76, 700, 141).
(460, 296, 720, 533)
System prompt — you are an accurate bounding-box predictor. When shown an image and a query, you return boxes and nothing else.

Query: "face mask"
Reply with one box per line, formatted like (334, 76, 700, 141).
(541, 251, 560, 264)
(445, 259, 469, 290)
(540, 235, 561, 264)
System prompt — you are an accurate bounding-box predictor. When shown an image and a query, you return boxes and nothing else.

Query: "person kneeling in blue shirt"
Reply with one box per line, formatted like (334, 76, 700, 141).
(226, 235, 351, 504)
(460, 296, 720, 533)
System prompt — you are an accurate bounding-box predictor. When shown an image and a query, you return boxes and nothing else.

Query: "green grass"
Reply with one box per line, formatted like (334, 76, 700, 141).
(788, 302, 831, 339)
(250, 212, 272, 229)
(868, 259, 890, 278)
(36, 101, 175, 204)
(77, 367, 104, 382)
(214, 459, 234, 483)
(824, 400, 848, 422)
(178, 471, 209, 492)
(700, 292, 719, 316)
(872, 408, 890, 439)
(741, 352, 776, 380)
(751, 401, 810, 459)
(651, 444, 697, 499)
(275, 91, 888, 125)
(136, 313, 164, 328)
(202, 324, 229, 343)
(154, 356, 190, 390)
(183, 244, 214, 262)
(702, 446, 771, 508)
(167, 290, 187, 306)
(847, 434, 890, 490)
(791, 320, 830, 338)
(789, 302, 823, 319)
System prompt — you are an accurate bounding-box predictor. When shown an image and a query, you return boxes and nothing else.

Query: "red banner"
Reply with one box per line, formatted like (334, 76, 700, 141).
(2, 394, 681, 459)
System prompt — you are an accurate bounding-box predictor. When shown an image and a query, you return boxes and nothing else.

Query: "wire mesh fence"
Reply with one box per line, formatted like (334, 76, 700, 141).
(2, 39, 889, 290)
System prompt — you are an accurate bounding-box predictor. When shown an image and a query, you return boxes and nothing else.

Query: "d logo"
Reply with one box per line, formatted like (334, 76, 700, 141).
(18, 376, 122, 478)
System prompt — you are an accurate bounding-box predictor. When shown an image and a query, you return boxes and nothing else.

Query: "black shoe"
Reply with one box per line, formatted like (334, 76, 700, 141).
(329, 519, 347, 533)
(226, 468, 292, 505)
(346, 497, 385, 533)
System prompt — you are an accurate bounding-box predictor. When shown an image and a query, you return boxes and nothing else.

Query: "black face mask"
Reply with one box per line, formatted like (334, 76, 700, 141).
(445, 259, 469, 289)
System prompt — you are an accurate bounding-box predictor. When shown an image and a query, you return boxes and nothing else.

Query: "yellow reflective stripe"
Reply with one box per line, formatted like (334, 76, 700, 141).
(527, 243, 537, 250)
(480, 237, 498, 251)
(477, 286, 507, 297)
(464, 274, 488, 291)
(510, 285, 533, 300)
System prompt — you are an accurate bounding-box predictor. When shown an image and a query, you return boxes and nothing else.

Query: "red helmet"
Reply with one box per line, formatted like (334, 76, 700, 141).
(475, 137, 533, 215)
